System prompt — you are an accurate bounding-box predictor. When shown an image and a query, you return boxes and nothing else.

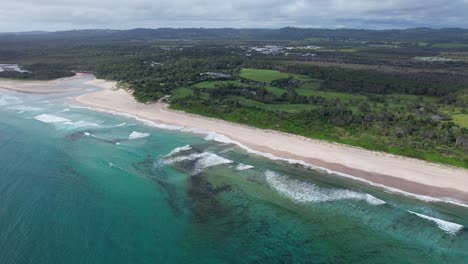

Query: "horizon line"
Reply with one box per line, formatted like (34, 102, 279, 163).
(2, 26, 468, 34)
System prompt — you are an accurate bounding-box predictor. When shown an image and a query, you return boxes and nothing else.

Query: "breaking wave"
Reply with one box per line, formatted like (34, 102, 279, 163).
(236, 163, 254, 171)
(265, 171, 386, 205)
(408, 211, 463, 235)
(165, 145, 192, 157)
(128, 131, 150, 140)
(164, 152, 233, 175)
(8, 105, 42, 112)
(34, 114, 71, 123)
(72, 120, 99, 128)
(0, 95, 22, 106)
(34, 114, 99, 129)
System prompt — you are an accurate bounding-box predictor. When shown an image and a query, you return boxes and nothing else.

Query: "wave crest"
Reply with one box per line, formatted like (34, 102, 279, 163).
(34, 114, 71, 123)
(0, 95, 22, 106)
(408, 211, 463, 235)
(165, 145, 192, 157)
(236, 163, 254, 171)
(128, 131, 150, 140)
(265, 171, 386, 205)
(165, 152, 233, 175)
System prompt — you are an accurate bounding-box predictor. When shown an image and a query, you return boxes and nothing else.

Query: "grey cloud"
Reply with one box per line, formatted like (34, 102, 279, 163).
(0, 0, 467, 31)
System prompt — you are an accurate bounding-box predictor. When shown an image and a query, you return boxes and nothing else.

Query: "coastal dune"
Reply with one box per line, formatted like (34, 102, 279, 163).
(2, 74, 468, 204)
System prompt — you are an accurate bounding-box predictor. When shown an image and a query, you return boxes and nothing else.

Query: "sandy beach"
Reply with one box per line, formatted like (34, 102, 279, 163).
(0, 73, 85, 94)
(3, 74, 468, 204)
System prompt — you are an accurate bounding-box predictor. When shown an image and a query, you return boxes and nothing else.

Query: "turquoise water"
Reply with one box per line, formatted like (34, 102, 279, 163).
(1, 88, 468, 264)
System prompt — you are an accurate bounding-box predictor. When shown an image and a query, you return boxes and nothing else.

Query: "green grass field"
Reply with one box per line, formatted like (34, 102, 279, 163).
(295, 89, 366, 100)
(265, 86, 286, 96)
(453, 114, 468, 128)
(171, 87, 193, 100)
(239, 68, 292, 83)
(224, 96, 317, 112)
(190, 78, 443, 111)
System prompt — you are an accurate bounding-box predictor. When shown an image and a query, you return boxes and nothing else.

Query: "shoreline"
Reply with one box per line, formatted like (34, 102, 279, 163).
(75, 76, 468, 205)
(0, 73, 85, 94)
(74, 103, 468, 207)
(2, 74, 468, 205)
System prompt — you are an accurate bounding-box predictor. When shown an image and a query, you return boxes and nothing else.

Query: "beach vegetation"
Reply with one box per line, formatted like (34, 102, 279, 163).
(1, 28, 468, 167)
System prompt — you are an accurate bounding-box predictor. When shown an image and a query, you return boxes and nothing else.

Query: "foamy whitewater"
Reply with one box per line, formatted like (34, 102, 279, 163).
(236, 163, 254, 171)
(0, 94, 23, 106)
(164, 151, 233, 175)
(128, 131, 150, 140)
(164, 145, 192, 157)
(408, 211, 463, 235)
(34, 114, 71, 123)
(265, 171, 386, 205)
(2, 83, 468, 263)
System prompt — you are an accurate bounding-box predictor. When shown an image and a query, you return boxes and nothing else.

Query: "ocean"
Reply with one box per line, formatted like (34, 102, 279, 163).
(0, 86, 467, 263)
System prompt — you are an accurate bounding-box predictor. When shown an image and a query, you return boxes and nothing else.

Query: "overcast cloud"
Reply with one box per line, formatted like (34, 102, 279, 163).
(0, 0, 467, 32)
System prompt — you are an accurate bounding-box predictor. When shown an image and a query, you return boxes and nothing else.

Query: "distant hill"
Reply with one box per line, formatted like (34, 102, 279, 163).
(0, 27, 468, 46)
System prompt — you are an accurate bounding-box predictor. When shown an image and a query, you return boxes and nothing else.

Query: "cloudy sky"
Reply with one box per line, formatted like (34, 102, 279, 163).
(1, 0, 468, 32)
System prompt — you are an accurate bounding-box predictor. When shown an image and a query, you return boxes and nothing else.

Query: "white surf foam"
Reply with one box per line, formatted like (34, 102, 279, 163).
(34, 114, 71, 123)
(71, 105, 185, 131)
(115, 122, 127, 127)
(192, 153, 233, 175)
(8, 105, 42, 111)
(204, 132, 233, 144)
(265, 171, 386, 205)
(236, 163, 254, 171)
(108, 162, 125, 171)
(71, 120, 99, 128)
(165, 145, 192, 157)
(128, 131, 150, 140)
(408, 211, 463, 235)
(165, 151, 233, 175)
(164, 152, 204, 164)
(71, 104, 468, 208)
(0, 95, 22, 106)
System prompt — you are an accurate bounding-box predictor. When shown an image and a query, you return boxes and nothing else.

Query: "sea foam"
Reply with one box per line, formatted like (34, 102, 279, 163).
(8, 105, 42, 112)
(164, 152, 233, 175)
(34, 114, 71, 123)
(236, 163, 254, 171)
(0, 95, 22, 106)
(128, 131, 150, 140)
(72, 120, 99, 128)
(265, 171, 386, 205)
(34, 114, 99, 129)
(165, 145, 192, 157)
(408, 211, 463, 235)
